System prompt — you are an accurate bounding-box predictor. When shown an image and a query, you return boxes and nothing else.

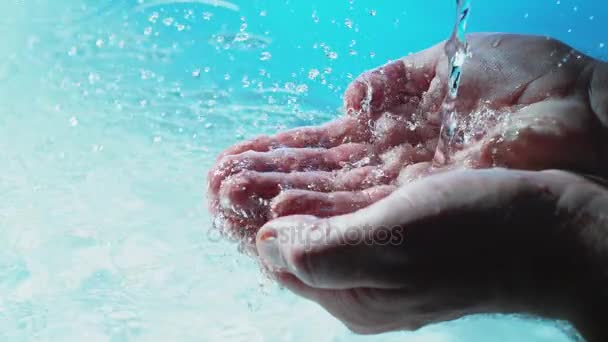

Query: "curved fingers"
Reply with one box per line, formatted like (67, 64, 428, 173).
(217, 117, 371, 159)
(208, 143, 377, 195)
(270, 186, 396, 218)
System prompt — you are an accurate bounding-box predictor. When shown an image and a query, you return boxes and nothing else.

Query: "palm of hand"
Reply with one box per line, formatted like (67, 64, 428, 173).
(208, 33, 604, 238)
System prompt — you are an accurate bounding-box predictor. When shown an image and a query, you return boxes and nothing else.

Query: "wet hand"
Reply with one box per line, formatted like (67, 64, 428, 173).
(208, 33, 608, 238)
(257, 169, 608, 337)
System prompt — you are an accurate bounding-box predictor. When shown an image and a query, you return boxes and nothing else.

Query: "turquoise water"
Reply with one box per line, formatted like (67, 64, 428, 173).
(0, 0, 606, 341)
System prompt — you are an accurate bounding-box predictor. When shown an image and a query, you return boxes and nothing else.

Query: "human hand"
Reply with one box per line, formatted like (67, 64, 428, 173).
(256, 168, 608, 339)
(208, 33, 608, 238)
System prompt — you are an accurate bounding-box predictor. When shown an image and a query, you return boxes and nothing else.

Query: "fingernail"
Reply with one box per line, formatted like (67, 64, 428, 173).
(257, 229, 287, 271)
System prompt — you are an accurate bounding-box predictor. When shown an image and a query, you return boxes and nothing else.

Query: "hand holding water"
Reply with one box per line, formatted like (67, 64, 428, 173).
(209, 34, 608, 236)
(207, 32, 608, 339)
(256, 169, 608, 340)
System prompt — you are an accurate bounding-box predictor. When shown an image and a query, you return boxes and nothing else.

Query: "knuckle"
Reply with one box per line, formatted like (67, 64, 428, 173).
(219, 172, 254, 203)
(287, 243, 318, 286)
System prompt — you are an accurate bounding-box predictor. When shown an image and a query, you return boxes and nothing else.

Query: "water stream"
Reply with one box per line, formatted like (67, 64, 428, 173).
(432, 0, 472, 166)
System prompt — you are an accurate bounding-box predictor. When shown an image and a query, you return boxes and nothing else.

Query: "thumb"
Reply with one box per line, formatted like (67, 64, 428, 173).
(256, 214, 410, 290)
(256, 169, 578, 290)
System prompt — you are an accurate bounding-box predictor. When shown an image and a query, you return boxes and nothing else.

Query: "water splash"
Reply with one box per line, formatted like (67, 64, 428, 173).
(432, 0, 472, 166)
(133, 0, 240, 12)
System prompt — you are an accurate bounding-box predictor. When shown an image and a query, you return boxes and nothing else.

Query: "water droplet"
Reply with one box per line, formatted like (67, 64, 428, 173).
(240, 23, 248, 32)
(296, 84, 308, 93)
(95, 39, 104, 48)
(144, 27, 153, 35)
(176, 24, 186, 31)
(224, 73, 231, 81)
(260, 10, 267, 17)
(308, 69, 320, 80)
(370, 9, 377, 16)
(153, 136, 162, 143)
(184, 9, 194, 20)
(326, 51, 338, 60)
(202, 12, 213, 20)
(149, 12, 159, 23)
(69, 116, 79, 127)
(192, 68, 201, 78)
(369, 51, 376, 58)
(600, 43, 605, 48)
(88, 72, 100, 84)
(344, 18, 353, 29)
(140, 69, 154, 80)
(163, 17, 174, 26)
(524, 13, 529, 19)
(260, 51, 272, 61)
(67, 46, 77, 56)
(242, 76, 250, 88)
(312, 10, 320, 23)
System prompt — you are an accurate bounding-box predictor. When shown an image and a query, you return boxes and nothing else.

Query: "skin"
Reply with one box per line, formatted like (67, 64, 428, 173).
(208, 33, 608, 340)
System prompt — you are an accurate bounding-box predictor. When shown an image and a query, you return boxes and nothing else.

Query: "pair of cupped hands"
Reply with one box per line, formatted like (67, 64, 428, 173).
(209, 34, 608, 338)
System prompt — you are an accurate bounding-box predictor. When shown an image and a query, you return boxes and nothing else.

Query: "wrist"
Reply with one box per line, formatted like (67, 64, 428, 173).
(546, 179, 608, 341)
(489, 174, 608, 340)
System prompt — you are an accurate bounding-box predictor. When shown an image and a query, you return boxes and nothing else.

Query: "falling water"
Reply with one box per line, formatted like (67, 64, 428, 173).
(432, 0, 472, 166)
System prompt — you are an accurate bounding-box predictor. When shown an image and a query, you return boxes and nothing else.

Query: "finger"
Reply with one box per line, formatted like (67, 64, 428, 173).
(217, 117, 371, 159)
(218, 165, 393, 212)
(344, 44, 442, 120)
(256, 215, 409, 289)
(270, 185, 396, 218)
(217, 143, 435, 220)
(272, 272, 380, 333)
(217, 163, 406, 224)
(257, 169, 573, 290)
(208, 143, 377, 195)
(212, 213, 263, 240)
(218, 170, 335, 214)
(219, 142, 434, 213)
(274, 273, 424, 334)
